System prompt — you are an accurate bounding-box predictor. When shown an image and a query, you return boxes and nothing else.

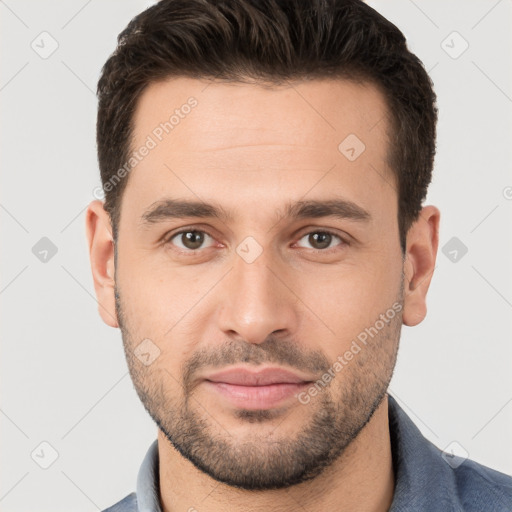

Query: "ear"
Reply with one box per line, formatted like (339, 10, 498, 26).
(402, 205, 440, 327)
(85, 200, 118, 328)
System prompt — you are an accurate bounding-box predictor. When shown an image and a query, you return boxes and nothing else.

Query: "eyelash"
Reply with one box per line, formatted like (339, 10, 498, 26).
(162, 227, 349, 256)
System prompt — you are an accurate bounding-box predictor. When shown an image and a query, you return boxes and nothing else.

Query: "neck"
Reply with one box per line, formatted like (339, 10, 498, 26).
(158, 396, 394, 512)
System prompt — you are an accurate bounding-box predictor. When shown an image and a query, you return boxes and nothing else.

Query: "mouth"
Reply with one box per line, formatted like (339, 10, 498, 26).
(202, 366, 315, 410)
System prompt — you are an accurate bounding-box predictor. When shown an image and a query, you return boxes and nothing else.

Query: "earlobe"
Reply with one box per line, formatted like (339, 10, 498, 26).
(402, 205, 440, 327)
(85, 200, 119, 328)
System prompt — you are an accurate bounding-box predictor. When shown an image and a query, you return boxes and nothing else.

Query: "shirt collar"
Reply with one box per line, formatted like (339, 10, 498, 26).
(136, 437, 162, 512)
(387, 393, 456, 511)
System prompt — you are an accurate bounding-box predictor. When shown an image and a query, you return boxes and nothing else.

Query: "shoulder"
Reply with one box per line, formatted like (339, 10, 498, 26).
(451, 457, 512, 511)
(102, 492, 138, 512)
(387, 394, 512, 511)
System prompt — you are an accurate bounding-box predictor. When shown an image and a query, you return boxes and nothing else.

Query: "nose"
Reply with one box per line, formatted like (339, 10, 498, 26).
(217, 244, 299, 345)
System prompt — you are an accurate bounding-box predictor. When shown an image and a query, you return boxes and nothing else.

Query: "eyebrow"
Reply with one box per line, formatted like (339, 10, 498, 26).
(139, 197, 371, 227)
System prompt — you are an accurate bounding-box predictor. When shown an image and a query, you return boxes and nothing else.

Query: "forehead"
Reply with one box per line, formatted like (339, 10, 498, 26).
(132, 76, 391, 153)
(122, 76, 395, 227)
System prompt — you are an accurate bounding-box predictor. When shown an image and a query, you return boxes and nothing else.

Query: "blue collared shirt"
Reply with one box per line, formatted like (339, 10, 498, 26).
(102, 394, 512, 511)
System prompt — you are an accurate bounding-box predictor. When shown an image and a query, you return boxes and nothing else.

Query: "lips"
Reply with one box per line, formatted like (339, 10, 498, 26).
(202, 366, 314, 410)
(204, 367, 313, 386)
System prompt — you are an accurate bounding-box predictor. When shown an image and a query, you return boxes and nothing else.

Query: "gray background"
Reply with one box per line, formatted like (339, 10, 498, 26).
(1, 1, 511, 510)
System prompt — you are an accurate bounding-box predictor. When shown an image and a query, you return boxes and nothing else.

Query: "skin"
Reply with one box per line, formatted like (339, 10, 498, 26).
(86, 77, 439, 511)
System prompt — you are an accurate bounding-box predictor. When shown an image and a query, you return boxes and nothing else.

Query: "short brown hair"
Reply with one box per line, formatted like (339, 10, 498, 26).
(97, 0, 437, 253)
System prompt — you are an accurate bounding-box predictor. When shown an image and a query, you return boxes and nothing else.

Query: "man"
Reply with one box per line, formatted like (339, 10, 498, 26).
(85, 0, 512, 510)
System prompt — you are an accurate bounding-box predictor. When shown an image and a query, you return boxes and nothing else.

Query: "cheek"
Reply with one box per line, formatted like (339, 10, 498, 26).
(117, 247, 194, 331)
(296, 259, 401, 353)
(117, 264, 207, 366)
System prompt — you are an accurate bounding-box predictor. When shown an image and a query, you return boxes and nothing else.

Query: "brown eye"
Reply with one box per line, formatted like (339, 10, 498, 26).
(309, 232, 332, 250)
(296, 230, 346, 251)
(167, 230, 214, 251)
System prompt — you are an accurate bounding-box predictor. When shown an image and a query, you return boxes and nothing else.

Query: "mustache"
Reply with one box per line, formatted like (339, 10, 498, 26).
(182, 336, 331, 391)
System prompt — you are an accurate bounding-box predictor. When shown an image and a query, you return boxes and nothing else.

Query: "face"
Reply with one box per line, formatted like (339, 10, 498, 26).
(110, 77, 407, 489)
